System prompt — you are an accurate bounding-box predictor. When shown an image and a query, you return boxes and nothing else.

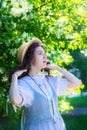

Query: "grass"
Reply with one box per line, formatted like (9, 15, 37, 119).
(63, 115, 87, 130)
(66, 95, 87, 107)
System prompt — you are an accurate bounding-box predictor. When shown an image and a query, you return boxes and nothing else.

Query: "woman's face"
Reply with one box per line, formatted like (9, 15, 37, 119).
(31, 46, 47, 69)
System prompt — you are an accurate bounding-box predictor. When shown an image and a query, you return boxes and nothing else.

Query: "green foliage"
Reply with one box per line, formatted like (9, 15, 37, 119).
(69, 49, 87, 91)
(58, 96, 73, 114)
(0, 102, 22, 130)
(0, 0, 87, 129)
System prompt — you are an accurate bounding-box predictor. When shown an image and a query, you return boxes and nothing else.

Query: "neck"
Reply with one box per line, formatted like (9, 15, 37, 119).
(28, 66, 40, 77)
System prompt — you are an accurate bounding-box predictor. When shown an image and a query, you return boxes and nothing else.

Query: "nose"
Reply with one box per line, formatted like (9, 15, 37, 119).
(44, 53, 46, 57)
(43, 53, 47, 59)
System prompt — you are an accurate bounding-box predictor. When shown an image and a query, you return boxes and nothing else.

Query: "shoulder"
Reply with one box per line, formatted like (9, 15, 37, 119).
(18, 76, 34, 95)
(18, 75, 31, 82)
(45, 75, 61, 81)
(18, 76, 31, 87)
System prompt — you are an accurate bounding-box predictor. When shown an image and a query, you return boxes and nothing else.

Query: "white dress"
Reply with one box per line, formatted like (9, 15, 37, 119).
(18, 74, 68, 130)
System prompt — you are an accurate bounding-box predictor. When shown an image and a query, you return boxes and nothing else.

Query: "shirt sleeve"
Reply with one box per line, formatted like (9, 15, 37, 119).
(18, 79, 34, 107)
(47, 76, 68, 96)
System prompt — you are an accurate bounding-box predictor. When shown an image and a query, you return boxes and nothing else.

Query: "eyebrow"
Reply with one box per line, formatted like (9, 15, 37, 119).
(38, 50, 46, 53)
(37, 48, 45, 52)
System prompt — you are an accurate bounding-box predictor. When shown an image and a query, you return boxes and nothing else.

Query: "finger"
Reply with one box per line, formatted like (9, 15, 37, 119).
(23, 69, 27, 72)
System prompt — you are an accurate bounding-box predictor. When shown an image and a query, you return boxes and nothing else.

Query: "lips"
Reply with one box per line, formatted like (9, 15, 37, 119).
(43, 61, 47, 63)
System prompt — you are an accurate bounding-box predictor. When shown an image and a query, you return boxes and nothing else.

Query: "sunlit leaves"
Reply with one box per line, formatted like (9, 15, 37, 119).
(58, 96, 73, 114)
(0, 0, 87, 72)
(10, 0, 33, 15)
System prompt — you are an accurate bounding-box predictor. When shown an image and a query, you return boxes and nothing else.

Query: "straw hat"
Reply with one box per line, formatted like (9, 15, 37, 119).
(17, 38, 43, 63)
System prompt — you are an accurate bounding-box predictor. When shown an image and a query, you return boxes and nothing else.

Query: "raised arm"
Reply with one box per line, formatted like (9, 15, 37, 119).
(9, 70, 27, 106)
(46, 64, 82, 89)
(55, 66, 82, 89)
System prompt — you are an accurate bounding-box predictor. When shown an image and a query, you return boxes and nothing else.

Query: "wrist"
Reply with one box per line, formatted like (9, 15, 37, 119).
(12, 73, 18, 77)
(11, 73, 18, 82)
(55, 66, 65, 74)
(55, 65, 61, 70)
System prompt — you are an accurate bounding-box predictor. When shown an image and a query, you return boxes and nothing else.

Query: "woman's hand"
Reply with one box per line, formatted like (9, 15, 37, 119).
(13, 69, 27, 77)
(45, 63, 57, 71)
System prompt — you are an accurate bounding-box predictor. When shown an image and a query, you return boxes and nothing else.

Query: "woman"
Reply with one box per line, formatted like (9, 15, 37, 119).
(9, 38, 82, 130)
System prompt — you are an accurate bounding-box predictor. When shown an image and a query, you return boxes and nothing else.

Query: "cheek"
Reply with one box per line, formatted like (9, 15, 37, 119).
(35, 55, 42, 61)
(36, 57, 42, 64)
(31, 57, 36, 66)
(32, 56, 41, 65)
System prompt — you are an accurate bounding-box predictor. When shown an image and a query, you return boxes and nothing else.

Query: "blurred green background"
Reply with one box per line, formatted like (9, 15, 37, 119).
(0, 0, 87, 129)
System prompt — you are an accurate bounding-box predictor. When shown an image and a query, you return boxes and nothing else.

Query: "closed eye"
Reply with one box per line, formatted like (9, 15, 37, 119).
(38, 52, 46, 55)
